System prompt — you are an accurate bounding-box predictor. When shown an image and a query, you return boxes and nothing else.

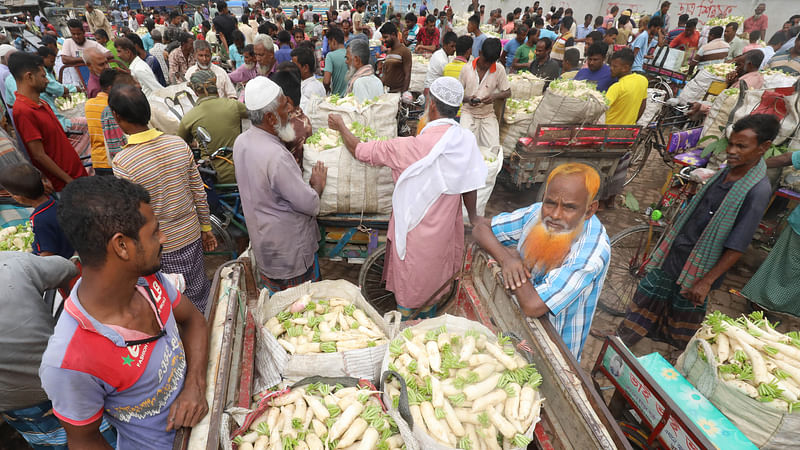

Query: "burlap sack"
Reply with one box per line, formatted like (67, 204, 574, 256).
(528, 90, 607, 135)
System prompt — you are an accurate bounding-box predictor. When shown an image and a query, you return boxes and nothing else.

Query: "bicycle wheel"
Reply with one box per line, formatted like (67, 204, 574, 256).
(624, 129, 654, 186)
(358, 246, 397, 315)
(207, 214, 237, 260)
(599, 224, 666, 317)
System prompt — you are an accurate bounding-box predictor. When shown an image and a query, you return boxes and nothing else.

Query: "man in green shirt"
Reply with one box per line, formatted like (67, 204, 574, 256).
(94, 29, 125, 69)
(177, 70, 248, 184)
(512, 28, 538, 72)
(323, 27, 348, 96)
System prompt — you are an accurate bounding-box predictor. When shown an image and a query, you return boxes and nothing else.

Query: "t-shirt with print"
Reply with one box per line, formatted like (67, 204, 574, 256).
(30, 196, 74, 259)
(513, 43, 535, 68)
(40, 272, 186, 449)
(324, 48, 348, 96)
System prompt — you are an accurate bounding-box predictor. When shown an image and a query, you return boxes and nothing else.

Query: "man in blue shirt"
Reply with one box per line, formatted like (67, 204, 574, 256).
(575, 42, 616, 91)
(275, 30, 293, 64)
(472, 163, 610, 360)
(631, 16, 663, 73)
(501, 25, 527, 70)
(468, 14, 485, 59)
(576, 14, 593, 40)
(535, 17, 558, 42)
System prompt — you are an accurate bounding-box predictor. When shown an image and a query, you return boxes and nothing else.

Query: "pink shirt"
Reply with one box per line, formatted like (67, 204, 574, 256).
(743, 14, 768, 34)
(355, 125, 465, 308)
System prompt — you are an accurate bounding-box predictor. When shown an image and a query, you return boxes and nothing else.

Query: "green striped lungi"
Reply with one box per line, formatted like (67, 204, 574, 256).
(741, 227, 800, 316)
(616, 268, 708, 350)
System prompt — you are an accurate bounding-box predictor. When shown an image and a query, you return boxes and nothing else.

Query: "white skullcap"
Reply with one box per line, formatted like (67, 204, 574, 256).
(245, 76, 282, 111)
(430, 77, 464, 107)
(0, 44, 16, 59)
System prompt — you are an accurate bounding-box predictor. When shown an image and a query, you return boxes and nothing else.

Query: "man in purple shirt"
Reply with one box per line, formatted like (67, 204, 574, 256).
(83, 47, 109, 99)
(234, 77, 327, 292)
(575, 42, 616, 91)
(39, 176, 209, 448)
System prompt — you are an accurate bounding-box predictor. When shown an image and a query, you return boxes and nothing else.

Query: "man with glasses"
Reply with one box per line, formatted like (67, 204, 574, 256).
(40, 176, 210, 449)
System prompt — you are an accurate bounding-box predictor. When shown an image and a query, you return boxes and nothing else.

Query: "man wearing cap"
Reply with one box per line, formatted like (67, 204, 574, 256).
(234, 77, 328, 293)
(328, 77, 487, 318)
(178, 70, 248, 184)
(0, 44, 17, 105)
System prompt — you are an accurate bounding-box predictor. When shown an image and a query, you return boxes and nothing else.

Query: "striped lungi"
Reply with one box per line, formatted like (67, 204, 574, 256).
(2, 400, 117, 449)
(67, 117, 93, 176)
(742, 227, 800, 316)
(259, 255, 321, 295)
(616, 268, 707, 350)
(161, 239, 211, 314)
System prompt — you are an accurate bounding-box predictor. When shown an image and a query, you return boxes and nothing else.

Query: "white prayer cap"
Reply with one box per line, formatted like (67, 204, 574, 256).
(430, 77, 464, 108)
(0, 44, 15, 59)
(245, 76, 282, 111)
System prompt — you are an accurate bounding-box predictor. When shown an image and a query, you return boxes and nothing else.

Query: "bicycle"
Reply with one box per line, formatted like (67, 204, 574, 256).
(599, 166, 702, 317)
(624, 96, 700, 186)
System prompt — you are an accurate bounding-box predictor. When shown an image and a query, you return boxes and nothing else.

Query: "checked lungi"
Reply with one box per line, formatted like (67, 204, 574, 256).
(616, 268, 707, 350)
(2, 400, 117, 449)
(742, 227, 800, 316)
(161, 239, 211, 314)
(259, 254, 321, 295)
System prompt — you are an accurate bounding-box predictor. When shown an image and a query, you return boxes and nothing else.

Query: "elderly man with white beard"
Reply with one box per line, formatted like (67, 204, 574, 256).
(234, 77, 328, 293)
(230, 34, 276, 84)
(472, 163, 611, 360)
(185, 39, 237, 99)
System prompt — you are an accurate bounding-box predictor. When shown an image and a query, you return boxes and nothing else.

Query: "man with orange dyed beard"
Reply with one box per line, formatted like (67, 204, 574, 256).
(473, 163, 611, 360)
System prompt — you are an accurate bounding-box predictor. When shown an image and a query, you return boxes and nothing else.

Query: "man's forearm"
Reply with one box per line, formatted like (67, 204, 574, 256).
(462, 190, 478, 225)
(61, 55, 84, 65)
(766, 151, 794, 168)
(472, 217, 511, 263)
(338, 125, 361, 157)
(179, 312, 209, 389)
(29, 142, 72, 184)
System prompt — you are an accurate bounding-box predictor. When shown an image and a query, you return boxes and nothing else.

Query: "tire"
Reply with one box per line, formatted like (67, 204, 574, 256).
(358, 246, 397, 315)
(207, 214, 237, 260)
(624, 130, 654, 186)
(599, 224, 666, 317)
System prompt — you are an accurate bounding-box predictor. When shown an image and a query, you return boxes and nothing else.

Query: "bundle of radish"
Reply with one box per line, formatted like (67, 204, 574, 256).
(232, 382, 405, 450)
(694, 311, 800, 413)
(264, 295, 389, 355)
(382, 316, 544, 450)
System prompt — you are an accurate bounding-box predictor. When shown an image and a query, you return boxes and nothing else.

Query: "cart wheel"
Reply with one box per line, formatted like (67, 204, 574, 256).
(358, 246, 397, 315)
(599, 224, 666, 317)
(617, 421, 651, 449)
(624, 130, 653, 186)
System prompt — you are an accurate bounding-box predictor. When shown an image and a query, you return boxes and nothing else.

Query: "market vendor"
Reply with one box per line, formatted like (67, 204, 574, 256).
(472, 163, 610, 359)
(741, 149, 800, 315)
(726, 50, 765, 89)
(234, 77, 327, 293)
(459, 38, 511, 149)
(40, 176, 210, 448)
(612, 115, 776, 351)
(328, 77, 487, 319)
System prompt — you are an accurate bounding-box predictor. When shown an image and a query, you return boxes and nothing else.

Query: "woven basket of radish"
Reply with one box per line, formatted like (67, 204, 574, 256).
(676, 311, 800, 447)
(254, 280, 401, 391)
(229, 377, 418, 450)
(380, 314, 544, 450)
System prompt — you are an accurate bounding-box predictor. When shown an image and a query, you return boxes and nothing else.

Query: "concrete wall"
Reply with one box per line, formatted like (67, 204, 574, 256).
(419, 0, 795, 43)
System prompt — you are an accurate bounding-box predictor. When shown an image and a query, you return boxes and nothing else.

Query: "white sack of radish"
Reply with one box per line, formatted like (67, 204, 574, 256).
(230, 379, 415, 450)
(677, 311, 800, 447)
(254, 280, 401, 391)
(380, 314, 544, 450)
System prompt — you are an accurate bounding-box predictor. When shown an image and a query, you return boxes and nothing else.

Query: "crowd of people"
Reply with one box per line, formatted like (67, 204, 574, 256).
(0, 0, 799, 448)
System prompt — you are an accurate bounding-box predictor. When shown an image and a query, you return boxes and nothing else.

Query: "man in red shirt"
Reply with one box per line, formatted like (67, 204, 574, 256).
(743, 3, 768, 41)
(669, 18, 699, 50)
(415, 15, 440, 53)
(9, 52, 86, 191)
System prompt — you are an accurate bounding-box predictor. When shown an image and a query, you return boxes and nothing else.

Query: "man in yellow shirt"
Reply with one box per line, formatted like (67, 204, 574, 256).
(84, 68, 118, 176)
(443, 35, 472, 78)
(605, 48, 648, 125)
(603, 48, 649, 207)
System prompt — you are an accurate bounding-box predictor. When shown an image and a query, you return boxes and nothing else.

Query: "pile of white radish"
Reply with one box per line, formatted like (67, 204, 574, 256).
(696, 311, 800, 413)
(385, 326, 543, 450)
(264, 295, 389, 355)
(234, 383, 404, 450)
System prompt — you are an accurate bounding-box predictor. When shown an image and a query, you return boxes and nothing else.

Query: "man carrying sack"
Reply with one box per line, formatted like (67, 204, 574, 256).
(328, 77, 487, 319)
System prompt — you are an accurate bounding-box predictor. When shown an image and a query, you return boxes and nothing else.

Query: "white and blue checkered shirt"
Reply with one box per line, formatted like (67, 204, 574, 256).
(491, 203, 611, 360)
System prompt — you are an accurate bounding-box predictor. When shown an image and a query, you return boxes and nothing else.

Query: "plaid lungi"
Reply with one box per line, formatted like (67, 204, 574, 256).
(259, 255, 321, 295)
(616, 268, 707, 350)
(742, 227, 800, 316)
(161, 239, 211, 314)
(2, 400, 117, 449)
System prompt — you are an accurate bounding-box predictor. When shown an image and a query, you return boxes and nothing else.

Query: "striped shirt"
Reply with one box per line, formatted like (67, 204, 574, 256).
(112, 129, 211, 253)
(84, 92, 111, 169)
(101, 106, 126, 161)
(491, 203, 611, 359)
